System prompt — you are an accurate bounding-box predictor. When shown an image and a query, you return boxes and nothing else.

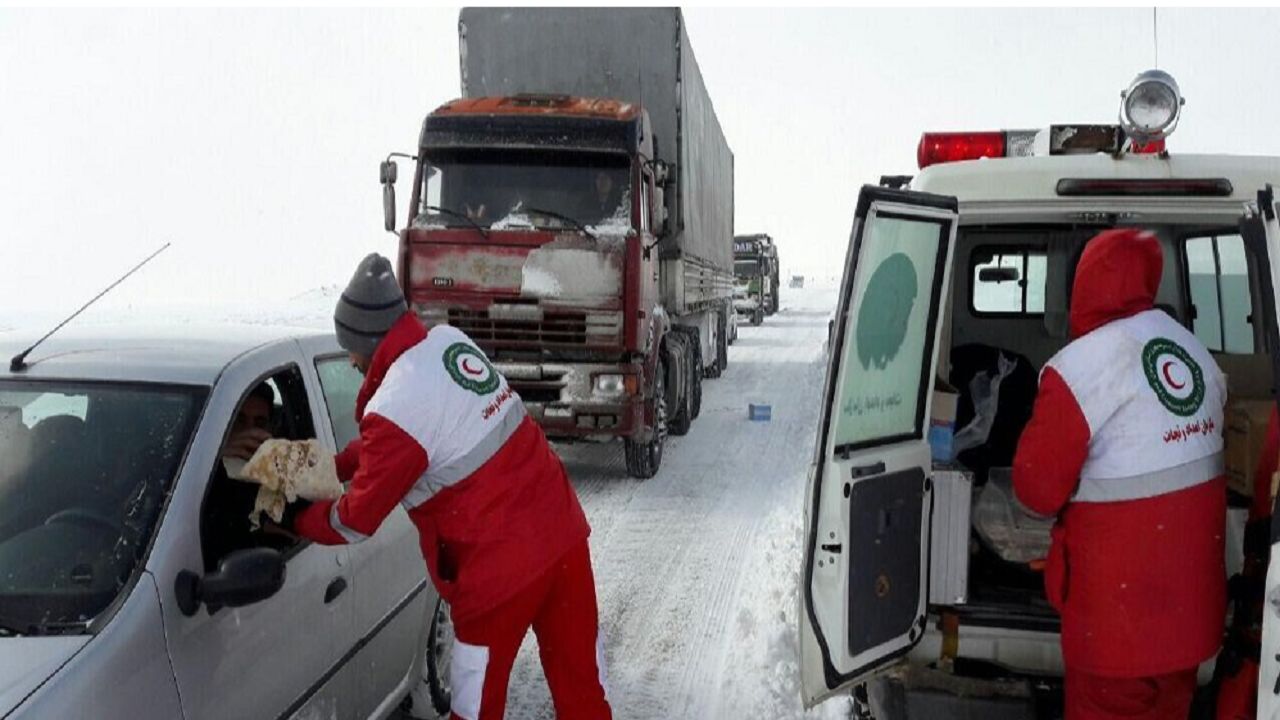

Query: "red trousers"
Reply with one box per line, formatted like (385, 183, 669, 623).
(449, 540, 611, 720)
(1065, 667, 1198, 720)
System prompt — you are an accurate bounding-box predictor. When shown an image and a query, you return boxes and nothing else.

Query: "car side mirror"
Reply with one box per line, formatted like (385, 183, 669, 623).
(381, 160, 398, 233)
(978, 266, 1021, 284)
(175, 547, 286, 616)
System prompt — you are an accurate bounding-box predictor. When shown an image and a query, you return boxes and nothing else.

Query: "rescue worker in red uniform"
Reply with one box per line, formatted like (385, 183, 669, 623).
(291, 254, 612, 720)
(1013, 229, 1228, 719)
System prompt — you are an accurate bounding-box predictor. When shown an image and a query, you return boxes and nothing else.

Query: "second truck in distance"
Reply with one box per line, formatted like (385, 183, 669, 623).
(733, 234, 780, 325)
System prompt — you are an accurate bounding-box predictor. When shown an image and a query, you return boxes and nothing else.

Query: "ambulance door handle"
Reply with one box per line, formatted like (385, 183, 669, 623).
(850, 461, 886, 480)
(324, 577, 348, 604)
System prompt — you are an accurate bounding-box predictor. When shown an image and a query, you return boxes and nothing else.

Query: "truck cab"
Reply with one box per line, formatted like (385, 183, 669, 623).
(802, 71, 1280, 717)
(390, 95, 671, 476)
(734, 234, 780, 325)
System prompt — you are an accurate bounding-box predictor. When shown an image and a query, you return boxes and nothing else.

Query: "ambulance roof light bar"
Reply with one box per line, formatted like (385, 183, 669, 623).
(916, 131, 1001, 169)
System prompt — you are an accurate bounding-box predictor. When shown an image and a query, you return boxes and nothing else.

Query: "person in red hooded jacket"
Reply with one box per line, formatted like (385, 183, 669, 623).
(1013, 228, 1228, 719)
(291, 253, 611, 720)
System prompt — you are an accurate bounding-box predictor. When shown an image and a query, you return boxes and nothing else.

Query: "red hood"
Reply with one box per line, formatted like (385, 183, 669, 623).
(355, 312, 427, 420)
(1069, 228, 1163, 339)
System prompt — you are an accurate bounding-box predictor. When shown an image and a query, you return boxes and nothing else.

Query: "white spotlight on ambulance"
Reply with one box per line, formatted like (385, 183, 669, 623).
(1119, 69, 1184, 145)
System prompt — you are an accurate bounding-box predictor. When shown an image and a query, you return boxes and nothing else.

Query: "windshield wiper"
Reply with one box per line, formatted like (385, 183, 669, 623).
(522, 208, 598, 241)
(424, 205, 489, 239)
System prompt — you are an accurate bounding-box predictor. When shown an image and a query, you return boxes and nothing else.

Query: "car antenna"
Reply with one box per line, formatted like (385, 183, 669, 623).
(8, 242, 171, 373)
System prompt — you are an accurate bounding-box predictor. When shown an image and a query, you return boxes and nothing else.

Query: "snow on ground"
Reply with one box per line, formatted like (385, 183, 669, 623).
(503, 283, 851, 720)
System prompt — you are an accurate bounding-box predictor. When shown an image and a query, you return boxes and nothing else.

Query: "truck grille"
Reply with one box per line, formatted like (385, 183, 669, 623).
(507, 368, 569, 404)
(449, 308, 588, 347)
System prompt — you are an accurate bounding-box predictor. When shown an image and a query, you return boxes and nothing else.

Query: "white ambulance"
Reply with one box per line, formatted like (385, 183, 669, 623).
(802, 70, 1280, 717)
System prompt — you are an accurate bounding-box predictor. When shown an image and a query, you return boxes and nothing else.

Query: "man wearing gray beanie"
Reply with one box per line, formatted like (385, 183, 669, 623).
(292, 253, 610, 720)
(333, 253, 409, 370)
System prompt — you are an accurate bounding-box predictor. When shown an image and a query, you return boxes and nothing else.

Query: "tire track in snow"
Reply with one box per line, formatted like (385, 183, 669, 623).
(501, 287, 843, 720)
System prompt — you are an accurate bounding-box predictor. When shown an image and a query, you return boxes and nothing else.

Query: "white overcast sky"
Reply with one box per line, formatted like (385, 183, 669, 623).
(4, 7, 1280, 329)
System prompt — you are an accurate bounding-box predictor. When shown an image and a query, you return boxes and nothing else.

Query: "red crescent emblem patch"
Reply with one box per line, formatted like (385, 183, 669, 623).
(1162, 360, 1186, 390)
(461, 358, 485, 376)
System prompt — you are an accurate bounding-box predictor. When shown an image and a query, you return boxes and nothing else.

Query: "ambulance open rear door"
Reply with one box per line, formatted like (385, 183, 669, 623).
(801, 185, 958, 706)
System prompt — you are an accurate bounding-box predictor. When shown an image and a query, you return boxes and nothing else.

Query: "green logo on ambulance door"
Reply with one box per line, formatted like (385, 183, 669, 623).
(856, 253, 919, 371)
(1142, 337, 1205, 417)
(443, 342, 500, 395)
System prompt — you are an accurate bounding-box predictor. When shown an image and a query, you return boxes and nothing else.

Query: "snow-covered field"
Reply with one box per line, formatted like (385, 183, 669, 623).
(503, 283, 851, 720)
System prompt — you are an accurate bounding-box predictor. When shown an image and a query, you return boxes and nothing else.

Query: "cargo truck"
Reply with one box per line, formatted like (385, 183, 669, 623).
(733, 233, 780, 325)
(379, 8, 735, 479)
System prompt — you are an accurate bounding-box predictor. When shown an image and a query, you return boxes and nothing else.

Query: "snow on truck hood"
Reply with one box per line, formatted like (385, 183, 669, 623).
(409, 231, 627, 304)
(0, 636, 89, 715)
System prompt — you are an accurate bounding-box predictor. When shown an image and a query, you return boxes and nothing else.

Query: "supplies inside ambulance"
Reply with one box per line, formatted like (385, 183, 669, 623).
(929, 378, 959, 463)
(1224, 400, 1273, 497)
(973, 467, 1053, 564)
(224, 438, 343, 527)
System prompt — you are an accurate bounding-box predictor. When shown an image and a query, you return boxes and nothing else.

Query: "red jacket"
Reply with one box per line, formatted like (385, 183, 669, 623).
(294, 313, 590, 623)
(1013, 229, 1227, 677)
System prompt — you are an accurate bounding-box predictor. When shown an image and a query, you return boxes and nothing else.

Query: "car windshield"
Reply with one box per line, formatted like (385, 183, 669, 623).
(0, 381, 205, 634)
(415, 149, 632, 231)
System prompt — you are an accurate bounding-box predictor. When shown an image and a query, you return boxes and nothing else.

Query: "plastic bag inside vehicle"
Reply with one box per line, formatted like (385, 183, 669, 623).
(973, 467, 1053, 564)
(0, 382, 204, 634)
(952, 352, 1015, 456)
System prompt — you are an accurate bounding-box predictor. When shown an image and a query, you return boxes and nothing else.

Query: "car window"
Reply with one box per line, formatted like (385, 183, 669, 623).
(0, 381, 205, 633)
(971, 247, 1047, 315)
(201, 366, 317, 572)
(1186, 234, 1254, 354)
(316, 356, 363, 449)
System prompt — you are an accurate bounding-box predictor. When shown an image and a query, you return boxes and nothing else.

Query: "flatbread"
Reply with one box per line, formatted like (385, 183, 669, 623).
(233, 439, 343, 527)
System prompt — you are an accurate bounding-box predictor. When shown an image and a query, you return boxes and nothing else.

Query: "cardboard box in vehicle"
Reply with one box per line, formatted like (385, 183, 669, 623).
(1225, 399, 1274, 497)
(929, 378, 959, 463)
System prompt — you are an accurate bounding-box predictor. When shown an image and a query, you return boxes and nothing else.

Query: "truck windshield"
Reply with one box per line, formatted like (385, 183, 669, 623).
(0, 381, 204, 635)
(417, 149, 632, 231)
(735, 259, 761, 277)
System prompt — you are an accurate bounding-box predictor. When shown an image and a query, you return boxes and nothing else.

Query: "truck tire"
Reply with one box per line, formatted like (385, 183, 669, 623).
(688, 332, 703, 420)
(751, 307, 763, 326)
(667, 337, 693, 437)
(704, 308, 727, 379)
(625, 358, 666, 479)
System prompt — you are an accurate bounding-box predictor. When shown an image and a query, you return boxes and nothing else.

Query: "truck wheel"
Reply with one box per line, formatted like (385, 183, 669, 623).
(422, 597, 453, 717)
(688, 334, 703, 420)
(751, 308, 763, 326)
(625, 359, 666, 479)
(667, 338, 693, 437)
(704, 309, 727, 379)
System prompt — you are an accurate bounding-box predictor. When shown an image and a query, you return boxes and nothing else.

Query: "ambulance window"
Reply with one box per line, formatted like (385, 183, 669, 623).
(971, 247, 1047, 315)
(1185, 234, 1253, 354)
(831, 215, 946, 449)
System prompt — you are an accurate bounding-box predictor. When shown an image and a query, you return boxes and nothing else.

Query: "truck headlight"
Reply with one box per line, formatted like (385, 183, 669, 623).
(594, 374, 626, 395)
(1120, 69, 1183, 143)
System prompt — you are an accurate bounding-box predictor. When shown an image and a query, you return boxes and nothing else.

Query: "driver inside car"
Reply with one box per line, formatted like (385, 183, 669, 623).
(202, 383, 297, 568)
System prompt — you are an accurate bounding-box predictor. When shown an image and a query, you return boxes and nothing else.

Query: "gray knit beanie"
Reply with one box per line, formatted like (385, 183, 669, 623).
(334, 253, 407, 357)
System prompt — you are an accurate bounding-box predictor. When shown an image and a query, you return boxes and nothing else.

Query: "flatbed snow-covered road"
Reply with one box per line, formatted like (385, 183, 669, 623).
(505, 285, 851, 720)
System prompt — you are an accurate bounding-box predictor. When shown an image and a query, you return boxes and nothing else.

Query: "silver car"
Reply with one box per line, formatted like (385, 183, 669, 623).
(0, 324, 452, 719)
